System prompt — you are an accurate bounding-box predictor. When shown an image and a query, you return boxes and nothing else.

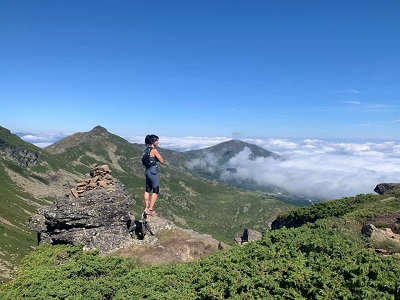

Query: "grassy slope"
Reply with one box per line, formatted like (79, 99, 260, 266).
(0, 161, 47, 285)
(0, 127, 83, 284)
(1, 192, 399, 299)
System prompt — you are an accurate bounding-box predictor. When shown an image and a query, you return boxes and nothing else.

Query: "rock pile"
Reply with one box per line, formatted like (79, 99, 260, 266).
(70, 163, 115, 198)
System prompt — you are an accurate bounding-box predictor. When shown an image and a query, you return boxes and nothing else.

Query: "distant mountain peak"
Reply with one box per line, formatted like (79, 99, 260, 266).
(186, 138, 279, 160)
(44, 126, 132, 158)
(219, 139, 251, 147)
(90, 126, 109, 134)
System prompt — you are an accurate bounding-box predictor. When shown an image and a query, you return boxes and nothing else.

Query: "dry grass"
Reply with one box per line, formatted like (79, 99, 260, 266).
(110, 229, 221, 266)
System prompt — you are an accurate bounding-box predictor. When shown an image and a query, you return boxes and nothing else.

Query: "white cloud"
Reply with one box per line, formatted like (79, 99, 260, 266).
(336, 89, 361, 94)
(185, 138, 400, 201)
(17, 132, 73, 148)
(362, 104, 389, 112)
(224, 149, 399, 200)
(340, 100, 361, 105)
(187, 153, 219, 173)
(386, 119, 400, 124)
(244, 138, 298, 150)
(21, 134, 51, 142)
(33, 142, 54, 148)
(338, 100, 391, 113)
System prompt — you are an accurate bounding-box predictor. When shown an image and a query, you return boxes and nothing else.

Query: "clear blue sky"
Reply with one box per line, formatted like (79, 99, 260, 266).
(1, 0, 399, 140)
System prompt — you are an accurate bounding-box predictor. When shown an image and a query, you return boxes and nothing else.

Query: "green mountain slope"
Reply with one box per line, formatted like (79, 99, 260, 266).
(0, 125, 298, 284)
(1, 192, 399, 299)
(0, 126, 78, 284)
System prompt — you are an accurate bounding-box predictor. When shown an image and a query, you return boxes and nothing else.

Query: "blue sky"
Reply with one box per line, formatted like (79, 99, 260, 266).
(1, 1, 400, 200)
(1, 0, 400, 140)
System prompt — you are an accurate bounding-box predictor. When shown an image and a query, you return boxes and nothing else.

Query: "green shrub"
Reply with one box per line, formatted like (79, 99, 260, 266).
(2, 225, 400, 300)
(271, 193, 389, 230)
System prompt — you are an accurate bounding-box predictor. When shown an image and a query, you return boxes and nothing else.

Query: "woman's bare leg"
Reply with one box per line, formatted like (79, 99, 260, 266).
(143, 191, 150, 212)
(149, 193, 158, 211)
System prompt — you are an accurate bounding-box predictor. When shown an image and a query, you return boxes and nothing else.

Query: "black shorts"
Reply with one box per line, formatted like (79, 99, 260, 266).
(145, 167, 159, 193)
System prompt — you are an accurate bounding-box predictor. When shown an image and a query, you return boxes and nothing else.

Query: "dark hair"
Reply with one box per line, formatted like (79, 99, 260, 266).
(145, 134, 159, 145)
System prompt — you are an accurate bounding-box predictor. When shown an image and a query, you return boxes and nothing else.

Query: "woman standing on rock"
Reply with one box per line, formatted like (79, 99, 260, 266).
(142, 134, 164, 217)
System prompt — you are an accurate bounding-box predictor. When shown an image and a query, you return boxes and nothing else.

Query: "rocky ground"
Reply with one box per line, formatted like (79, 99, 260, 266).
(112, 215, 227, 265)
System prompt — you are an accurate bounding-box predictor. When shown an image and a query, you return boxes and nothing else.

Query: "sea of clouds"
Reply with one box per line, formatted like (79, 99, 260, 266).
(21, 133, 400, 201)
(219, 140, 400, 200)
(131, 136, 400, 201)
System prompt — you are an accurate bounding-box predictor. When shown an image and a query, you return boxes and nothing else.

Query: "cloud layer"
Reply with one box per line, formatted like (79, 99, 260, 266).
(158, 137, 400, 201)
(18, 132, 73, 148)
(248, 139, 399, 200)
(22, 132, 400, 201)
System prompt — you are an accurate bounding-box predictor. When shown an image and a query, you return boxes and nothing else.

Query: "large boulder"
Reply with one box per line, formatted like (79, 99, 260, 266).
(234, 228, 262, 244)
(29, 178, 136, 253)
(361, 223, 400, 251)
(374, 183, 400, 195)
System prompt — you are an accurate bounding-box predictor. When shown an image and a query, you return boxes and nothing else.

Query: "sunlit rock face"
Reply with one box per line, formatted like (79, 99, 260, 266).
(29, 167, 136, 253)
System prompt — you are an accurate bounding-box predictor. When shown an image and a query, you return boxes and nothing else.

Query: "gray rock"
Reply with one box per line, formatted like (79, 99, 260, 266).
(28, 180, 136, 253)
(374, 183, 400, 195)
(3, 146, 39, 167)
(362, 223, 400, 244)
(234, 228, 262, 244)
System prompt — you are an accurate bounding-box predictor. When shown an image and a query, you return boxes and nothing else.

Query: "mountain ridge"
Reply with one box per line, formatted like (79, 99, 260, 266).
(183, 138, 280, 160)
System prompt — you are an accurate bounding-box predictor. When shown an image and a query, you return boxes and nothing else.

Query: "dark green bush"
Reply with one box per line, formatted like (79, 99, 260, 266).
(271, 194, 382, 229)
(2, 224, 400, 300)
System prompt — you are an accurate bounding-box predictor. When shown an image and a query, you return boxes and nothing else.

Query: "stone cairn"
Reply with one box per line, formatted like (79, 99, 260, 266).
(70, 163, 115, 198)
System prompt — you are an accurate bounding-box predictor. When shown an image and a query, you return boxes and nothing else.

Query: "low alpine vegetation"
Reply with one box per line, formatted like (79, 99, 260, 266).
(1, 193, 400, 299)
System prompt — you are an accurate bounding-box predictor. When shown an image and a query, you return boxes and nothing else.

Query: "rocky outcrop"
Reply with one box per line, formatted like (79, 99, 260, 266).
(374, 183, 400, 195)
(2, 147, 39, 167)
(0, 127, 40, 167)
(114, 213, 229, 264)
(29, 165, 135, 253)
(28, 164, 227, 261)
(362, 224, 400, 242)
(234, 228, 262, 245)
(361, 223, 400, 255)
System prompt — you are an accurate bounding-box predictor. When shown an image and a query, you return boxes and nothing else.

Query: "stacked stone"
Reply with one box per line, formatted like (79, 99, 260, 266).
(70, 163, 115, 198)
